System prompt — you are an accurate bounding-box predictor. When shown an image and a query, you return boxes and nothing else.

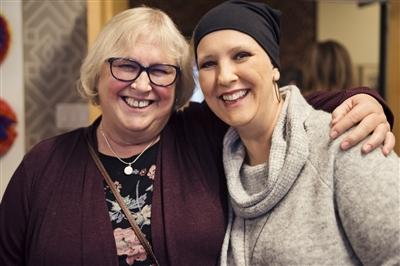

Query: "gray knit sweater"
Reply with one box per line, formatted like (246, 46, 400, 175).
(220, 86, 400, 266)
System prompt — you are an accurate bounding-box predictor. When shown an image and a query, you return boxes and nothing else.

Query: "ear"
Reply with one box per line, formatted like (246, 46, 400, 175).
(272, 68, 280, 81)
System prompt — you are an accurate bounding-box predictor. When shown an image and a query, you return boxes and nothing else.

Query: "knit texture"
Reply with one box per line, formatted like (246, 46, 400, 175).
(220, 85, 400, 266)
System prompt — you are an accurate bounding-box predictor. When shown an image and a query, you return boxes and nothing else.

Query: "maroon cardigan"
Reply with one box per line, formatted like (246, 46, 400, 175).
(0, 88, 393, 266)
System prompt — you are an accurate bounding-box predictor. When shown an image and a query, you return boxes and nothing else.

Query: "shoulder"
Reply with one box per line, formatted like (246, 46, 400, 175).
(307, 115, 399, 189)
(23, 127, 86, 167)
(5, 127, 88, 205)
(334, 141, 399, 181)
(304, 108, 332, 146)
(295, 87, 334, 158)
(303, 110, 399, 196)
(27, 127, 85, 154)
(301, 108, 340, 185)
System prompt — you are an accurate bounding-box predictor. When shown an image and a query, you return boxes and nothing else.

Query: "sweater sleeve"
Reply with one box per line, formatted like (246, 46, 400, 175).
(334, 150, 400, 265)
(0, 160, 31, 265)
(305, 87, 394, 129)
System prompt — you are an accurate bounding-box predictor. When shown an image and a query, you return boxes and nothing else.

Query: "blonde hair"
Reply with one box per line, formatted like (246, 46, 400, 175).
(77, 7, 194, 109)
(302, 40, 353, 92)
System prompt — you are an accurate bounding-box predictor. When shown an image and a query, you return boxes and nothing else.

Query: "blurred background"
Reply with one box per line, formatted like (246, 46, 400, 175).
(1, 0, 399, 199)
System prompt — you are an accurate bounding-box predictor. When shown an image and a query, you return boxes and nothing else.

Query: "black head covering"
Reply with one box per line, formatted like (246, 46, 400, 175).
(193, 0, 281, 68)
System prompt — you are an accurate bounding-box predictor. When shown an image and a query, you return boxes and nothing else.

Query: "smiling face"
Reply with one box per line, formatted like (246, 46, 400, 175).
(197, 30, 281, 131)
(97, 39, 176, 141)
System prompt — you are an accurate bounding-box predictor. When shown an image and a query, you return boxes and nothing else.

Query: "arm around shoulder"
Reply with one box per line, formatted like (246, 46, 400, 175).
(305, 87, 394, 128)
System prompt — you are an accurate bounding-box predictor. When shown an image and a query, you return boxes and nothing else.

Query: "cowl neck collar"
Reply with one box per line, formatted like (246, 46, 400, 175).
(223, 86, 311, 218)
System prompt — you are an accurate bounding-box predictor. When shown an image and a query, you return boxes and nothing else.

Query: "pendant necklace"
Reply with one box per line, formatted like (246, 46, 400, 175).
(100, 129, 158, 175)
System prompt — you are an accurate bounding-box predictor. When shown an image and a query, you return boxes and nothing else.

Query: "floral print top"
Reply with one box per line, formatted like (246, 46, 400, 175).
(99, 142, 159, 266)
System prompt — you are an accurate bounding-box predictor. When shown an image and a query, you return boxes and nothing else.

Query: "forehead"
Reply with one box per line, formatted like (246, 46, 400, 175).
(197, 30, 262, 55)
(121, 37, 176, 64)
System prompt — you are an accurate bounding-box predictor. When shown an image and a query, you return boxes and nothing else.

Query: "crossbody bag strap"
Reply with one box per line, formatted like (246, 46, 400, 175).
(86, 138, 160, 266)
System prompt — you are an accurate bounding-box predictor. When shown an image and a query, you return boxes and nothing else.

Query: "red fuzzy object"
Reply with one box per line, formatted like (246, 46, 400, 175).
(0, 98, 17, 157)
(0, 14, 11, 64)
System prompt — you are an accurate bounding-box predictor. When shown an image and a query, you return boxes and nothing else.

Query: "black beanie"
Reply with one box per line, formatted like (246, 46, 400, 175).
(193, 0, 281, 68)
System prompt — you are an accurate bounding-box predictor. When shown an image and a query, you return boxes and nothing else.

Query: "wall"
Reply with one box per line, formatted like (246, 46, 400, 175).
(1, 0, 88, 200)
(0, 1, 25, 200)
(317, 1, 380, 87)
(23, 0, 88, 150)
(318, 1, 380, 64)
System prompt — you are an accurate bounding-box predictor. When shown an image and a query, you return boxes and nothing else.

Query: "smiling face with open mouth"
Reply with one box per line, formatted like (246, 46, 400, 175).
(197, 30, 281, 132)
(97, 39, 176, 140)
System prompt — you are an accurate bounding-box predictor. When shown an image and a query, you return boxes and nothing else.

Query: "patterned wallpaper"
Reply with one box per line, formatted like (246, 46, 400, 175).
(23, 0, 87, 150)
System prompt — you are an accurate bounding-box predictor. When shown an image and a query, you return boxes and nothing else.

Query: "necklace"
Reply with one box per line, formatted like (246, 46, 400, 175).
(100, 129, 158, 175)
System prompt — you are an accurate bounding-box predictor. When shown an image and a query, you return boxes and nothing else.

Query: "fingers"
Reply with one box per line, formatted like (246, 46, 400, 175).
(338, 113, 387, 150)
(330, 94, 385, 139)
(329, 93, 393, 155)
(331, 98, 353, 126)
(340, 121, 393, 157)
(360, 122, 390, 153)
(330, 109, 361, 139)
(331, 107, 385, 140)
(382, 131, 396, 156)
(338, 116, 377, 150)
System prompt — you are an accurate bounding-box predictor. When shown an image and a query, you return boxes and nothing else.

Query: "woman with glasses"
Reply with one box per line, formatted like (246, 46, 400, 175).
(193, 1, 399, 265)
(0, 5, 396, 266)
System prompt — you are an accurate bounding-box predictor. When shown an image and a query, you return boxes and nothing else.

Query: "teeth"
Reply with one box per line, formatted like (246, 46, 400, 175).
(222, 90, 247, 101)
(125, 97, 151, 108)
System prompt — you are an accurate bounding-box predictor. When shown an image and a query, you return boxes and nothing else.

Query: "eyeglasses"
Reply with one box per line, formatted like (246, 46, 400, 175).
(106, 57, 180, 87)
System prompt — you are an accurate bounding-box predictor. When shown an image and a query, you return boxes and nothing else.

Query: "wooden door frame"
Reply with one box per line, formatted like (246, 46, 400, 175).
(387, 0, 400, 153)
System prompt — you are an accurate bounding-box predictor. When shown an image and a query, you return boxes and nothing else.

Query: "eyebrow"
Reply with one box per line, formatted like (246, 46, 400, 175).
(231, 45, 249, 51)
(197, 54, 214, 63)
(117, 57, 175, 67)
(198, 45, 251, 61)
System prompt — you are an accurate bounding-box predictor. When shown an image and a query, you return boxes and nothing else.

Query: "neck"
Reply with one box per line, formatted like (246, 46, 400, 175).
(97, 122, 160, 158)
(237, 99, 284, 166)
(242, 137, 271, 166)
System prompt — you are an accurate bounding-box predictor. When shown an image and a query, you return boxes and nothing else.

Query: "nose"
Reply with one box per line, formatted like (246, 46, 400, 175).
(130, 71, 152, 92)
(217, 61, 238, 87)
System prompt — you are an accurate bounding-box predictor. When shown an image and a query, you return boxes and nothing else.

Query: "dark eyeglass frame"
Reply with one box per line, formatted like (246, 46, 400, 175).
(106, 57, 181, 87)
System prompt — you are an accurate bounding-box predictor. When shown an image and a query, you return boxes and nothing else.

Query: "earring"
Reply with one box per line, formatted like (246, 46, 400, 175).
(273, 81, 281, 102)
(173, 97, 179, 110)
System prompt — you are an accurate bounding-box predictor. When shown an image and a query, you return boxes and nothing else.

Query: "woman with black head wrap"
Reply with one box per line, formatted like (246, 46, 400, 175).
(193, 1, 399, 265)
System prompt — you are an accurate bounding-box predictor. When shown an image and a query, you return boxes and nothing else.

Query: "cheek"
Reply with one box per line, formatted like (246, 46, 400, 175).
(156, 86, 175, 106)
(108, 79, 127, 93)
(98, 75, 125, 98)
(198, 71, 214, 95)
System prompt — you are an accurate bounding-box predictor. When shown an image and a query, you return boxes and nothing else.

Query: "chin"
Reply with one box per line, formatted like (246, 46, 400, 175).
(122, 118, 150, 131)
(221, 116, 249, 128)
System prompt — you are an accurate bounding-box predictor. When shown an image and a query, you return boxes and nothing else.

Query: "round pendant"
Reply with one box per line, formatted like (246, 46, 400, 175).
(124, 165, 133, 175)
